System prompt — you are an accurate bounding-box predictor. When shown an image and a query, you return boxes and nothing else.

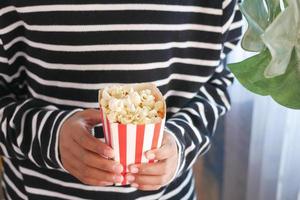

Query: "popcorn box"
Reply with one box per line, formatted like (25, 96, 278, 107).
(99, 83, 166, 185)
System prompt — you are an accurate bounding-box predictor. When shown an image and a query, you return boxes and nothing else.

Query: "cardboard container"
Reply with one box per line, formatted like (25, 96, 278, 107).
(99, 83, 166, 185)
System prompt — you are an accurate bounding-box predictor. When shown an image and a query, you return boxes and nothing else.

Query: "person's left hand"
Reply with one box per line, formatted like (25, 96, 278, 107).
(126, 132, 179, 191)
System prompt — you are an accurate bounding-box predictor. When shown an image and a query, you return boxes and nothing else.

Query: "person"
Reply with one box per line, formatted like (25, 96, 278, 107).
(0, 0, 242, 199)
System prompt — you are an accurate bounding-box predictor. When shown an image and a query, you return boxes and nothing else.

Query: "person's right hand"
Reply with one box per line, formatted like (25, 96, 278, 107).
(59, 109, 124, 186)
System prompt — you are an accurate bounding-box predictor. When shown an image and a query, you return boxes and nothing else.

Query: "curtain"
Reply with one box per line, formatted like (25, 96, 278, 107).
(246, 96, 300, 200)
(222, 38, 300, 200)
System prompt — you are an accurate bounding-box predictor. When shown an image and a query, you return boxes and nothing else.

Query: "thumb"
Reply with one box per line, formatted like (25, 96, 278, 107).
(80, 109, 102, 126)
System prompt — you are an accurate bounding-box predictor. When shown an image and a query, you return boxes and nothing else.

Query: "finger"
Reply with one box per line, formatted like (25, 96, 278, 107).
(62, 147, 123, 184)
(145, 133, 177, 161)
(80, 167, 123, 184)
(126, 173, 169, 186)
(60, 144, 80, 173)
(74, 162, 123, 184)
(68, 140, 123, 174)
(84, 153, 123, 174)
(132, 184, 162, 191)
(128, 160, 168, 175)
(79, 109, 102, 126)
(76, 171, 119, 186)
(64, 154, 123, 186)
(77, 176, 113, 186)
(100, 181, 114, 186)
(72, 129, 114, 158)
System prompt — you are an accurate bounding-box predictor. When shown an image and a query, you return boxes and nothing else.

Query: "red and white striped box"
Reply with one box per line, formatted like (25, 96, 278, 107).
(99, 83, 166, 185)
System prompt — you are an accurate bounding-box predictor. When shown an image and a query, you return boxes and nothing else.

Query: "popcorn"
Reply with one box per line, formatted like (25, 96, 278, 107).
(99, 84, 165, 124)
(98, 83, 166, 186)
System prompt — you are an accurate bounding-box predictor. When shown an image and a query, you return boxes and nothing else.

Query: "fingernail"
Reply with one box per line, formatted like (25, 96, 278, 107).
(131, 183, 139, 188)
(146, 151, 155, 160)
(113, 164, 123, 174)
(104, 149, 114, 158)
(126, 175, 135, 182)
(113, 175, 123, 183)
(130, 166, 139, 174)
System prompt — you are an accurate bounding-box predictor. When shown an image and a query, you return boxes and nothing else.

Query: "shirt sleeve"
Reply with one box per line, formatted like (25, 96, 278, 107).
(165, 0, 243, 178)
(0, 37, 81, 170)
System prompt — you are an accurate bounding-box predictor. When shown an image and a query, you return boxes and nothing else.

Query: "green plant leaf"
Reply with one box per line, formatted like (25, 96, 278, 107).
(228, 50, 271, 96)
(229, 49, 300, 109)
(239, 0, 270, 51)
(262, 0, 300, 77)
(230, 0, 300, 109)
(270, 52, 300, 109)
(265, 0, 282, 20)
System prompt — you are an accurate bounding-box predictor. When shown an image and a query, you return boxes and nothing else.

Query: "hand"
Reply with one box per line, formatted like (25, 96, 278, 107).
(59, 109, 124, 186)
(126, 132, 179, 191)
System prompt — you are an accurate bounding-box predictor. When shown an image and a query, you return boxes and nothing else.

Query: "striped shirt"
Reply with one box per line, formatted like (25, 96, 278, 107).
(0, 0, 242, 199)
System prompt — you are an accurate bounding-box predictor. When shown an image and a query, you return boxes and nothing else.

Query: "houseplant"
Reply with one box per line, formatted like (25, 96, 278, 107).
(229, 0, 300, 109)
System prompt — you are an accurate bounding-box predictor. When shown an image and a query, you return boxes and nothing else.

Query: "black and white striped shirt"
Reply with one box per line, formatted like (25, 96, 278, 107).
(0, 1, 242, 199)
